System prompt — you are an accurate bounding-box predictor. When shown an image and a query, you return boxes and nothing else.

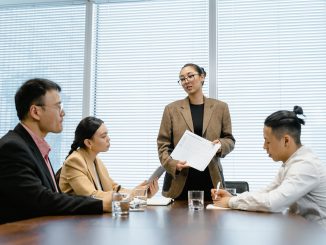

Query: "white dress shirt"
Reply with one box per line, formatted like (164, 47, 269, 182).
(229, 146, 326, 227)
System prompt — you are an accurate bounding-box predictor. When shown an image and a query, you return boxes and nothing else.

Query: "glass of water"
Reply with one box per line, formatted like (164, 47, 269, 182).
(188, 190, 204, 211)
(112, 192, 130, 217)
(131, 188, 147, 210)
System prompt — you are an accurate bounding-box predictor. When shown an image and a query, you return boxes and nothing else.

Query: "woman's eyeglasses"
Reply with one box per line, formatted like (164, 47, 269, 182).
(178, 73, 199, 85)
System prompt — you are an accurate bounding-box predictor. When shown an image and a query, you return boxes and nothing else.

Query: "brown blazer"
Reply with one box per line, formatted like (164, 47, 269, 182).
(157, 96, 235, 198)
(59, 148, 128, 200)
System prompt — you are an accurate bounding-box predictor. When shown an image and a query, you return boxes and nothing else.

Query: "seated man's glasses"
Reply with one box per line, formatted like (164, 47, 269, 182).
(36, 103, 64, 114)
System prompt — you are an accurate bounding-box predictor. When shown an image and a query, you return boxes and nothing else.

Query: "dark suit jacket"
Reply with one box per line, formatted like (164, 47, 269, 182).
(157, 97, 235, 198)
(0, 124, 103, 224)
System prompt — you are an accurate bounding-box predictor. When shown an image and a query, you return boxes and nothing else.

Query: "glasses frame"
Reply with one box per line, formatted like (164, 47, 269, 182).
(178, 73, 200, 85)
(36, 103, 64, 114)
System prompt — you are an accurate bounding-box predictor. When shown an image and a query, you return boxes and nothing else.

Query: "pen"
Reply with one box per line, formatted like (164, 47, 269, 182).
(215, 181, 221, 200)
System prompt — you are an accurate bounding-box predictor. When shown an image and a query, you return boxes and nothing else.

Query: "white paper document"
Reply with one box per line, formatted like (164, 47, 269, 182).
(147, 197, 173, 206)
(170, 130, 221, 171)
(206, 204, 231, 210)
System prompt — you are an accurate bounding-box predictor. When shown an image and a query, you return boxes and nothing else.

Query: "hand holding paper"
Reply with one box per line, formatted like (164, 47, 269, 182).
(147, 166, 165, 183)
(176, 160, 190, 171)
(170, 130, 221, 171)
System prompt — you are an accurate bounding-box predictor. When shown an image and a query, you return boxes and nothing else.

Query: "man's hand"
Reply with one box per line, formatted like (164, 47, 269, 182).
(211, 188, 232, 208)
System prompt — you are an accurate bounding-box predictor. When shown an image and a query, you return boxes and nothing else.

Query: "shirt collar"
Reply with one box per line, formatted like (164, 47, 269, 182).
(283, 145, 305, 167)
(21, 122, 51, 159)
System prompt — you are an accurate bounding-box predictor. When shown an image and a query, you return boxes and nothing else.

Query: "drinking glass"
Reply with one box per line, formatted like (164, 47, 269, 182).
(112, 192, 130, 217)
(188, 190, 204, 211)
(131, 188, 147, 210)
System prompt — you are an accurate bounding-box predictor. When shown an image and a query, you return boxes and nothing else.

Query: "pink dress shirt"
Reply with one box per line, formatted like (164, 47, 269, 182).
(21, 123, 59, 192)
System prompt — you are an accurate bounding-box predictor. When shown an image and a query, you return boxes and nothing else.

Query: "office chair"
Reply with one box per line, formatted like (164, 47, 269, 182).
(225, 181, 249, 194)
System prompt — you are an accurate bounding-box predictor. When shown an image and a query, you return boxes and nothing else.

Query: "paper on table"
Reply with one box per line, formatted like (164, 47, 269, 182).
(170, 130, 221, 171)
(206, 204, 231, 210)
(147, 197, 173, 206)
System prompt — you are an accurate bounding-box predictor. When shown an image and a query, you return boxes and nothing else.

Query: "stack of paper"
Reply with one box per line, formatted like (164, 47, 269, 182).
(206, 204, 230, 210)
(147, 197, 173, 206)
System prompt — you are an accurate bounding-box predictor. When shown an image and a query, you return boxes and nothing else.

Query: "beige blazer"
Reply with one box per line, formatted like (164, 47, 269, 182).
(157, 96, 235, 198)
(59, 148, 126, 200)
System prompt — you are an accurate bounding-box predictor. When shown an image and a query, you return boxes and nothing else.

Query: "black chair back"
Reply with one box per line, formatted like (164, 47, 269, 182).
(225, 181, 249, 193)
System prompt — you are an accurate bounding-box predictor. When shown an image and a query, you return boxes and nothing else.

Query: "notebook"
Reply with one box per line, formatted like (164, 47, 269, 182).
(206, 204, 231, 210)
(147, 196, 173, 206)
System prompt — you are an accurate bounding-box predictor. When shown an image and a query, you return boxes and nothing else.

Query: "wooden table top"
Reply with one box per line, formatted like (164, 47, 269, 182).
(0, 201, 325, 245)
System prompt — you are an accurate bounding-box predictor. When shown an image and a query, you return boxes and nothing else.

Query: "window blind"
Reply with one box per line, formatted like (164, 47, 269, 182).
(92, 0, 209, 188)
(1, 0, 325, 193)
(0, 2, 86, 171)
(217, 0, 326, 190)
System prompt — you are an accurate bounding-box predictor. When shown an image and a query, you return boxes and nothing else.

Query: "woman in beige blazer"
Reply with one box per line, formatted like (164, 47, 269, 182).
(157, 63, 235, 200)
(59, 116, 158, 201)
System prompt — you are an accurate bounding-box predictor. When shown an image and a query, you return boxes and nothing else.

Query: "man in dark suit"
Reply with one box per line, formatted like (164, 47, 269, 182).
(0, 78, 111, 224)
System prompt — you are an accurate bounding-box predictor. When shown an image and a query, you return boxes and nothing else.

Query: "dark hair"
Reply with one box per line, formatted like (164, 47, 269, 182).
(66, 116, 104, 158)
(15, 78, 61, 120)
(181, 63, 206, 84)
(264, 106, 305, 145)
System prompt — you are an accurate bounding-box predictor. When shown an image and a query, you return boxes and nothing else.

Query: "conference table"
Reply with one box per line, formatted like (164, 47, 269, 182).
(0, 201, 325, 245)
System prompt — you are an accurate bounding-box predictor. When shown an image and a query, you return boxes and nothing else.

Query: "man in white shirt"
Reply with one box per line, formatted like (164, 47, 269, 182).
(212, 106, 326, 228)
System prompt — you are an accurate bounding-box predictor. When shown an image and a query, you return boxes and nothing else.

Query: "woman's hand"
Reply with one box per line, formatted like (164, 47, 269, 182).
(176, 160, 190, 171)
(133, 178, 159, 198)
(147, 177, 159, 198)
(211, 188, 232, 208)
(102, 192, 113, 212)
(212, 139, 221, 153)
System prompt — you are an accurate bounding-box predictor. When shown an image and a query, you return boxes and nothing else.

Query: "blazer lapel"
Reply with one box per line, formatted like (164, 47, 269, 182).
(33, 147, 57, 191)
(14, 124, 57, 192)
(202, 97, 215, 135)
(80, 149, 101, 190)
(179, 98, 194, 132)
(95, 162, 112, 191)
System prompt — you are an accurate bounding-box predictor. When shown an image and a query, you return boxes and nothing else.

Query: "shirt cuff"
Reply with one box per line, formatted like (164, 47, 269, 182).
(228, 196, 237, 209)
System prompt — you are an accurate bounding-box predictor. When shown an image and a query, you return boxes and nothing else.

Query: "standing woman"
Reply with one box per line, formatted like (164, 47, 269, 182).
(157, 63, 235, 200)
(59, 116, 158, 201)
